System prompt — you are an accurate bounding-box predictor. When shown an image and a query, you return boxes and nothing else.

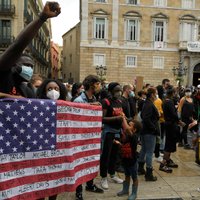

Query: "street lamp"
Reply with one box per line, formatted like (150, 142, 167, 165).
(172, 58, 188, 86)
(96, 65, 107, 81)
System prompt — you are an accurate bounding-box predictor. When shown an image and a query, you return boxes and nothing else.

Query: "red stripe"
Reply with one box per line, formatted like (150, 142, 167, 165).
(57, 100, 102, 111)
(56, 113, 102, 122)
(7, 172, 98, 200)
(0, 149, 100, 173)
(0, 161, 99, 190)
(56, 127, 102, 134)
(57, 139, 101, 149)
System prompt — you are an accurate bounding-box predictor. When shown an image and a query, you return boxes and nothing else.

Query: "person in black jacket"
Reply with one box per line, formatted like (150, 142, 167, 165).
(138, 87, 159, 181)
(159, 85, 185, 173)
(0, 2, 60, 98)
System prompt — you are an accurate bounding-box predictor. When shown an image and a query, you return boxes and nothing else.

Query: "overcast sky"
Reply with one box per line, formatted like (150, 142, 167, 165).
(42, 0, 80, 45)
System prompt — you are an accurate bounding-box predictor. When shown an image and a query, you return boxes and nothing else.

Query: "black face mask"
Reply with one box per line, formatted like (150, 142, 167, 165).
(113, 91, 122, 99)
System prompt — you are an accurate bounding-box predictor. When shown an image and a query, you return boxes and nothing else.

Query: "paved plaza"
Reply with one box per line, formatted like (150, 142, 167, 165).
(55, 146, 200, 200)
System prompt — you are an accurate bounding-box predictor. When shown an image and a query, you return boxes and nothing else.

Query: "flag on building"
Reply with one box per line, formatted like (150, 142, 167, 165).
(0, 98, 102, 200)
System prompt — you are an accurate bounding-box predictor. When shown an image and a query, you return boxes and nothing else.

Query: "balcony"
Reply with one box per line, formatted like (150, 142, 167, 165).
(0, 5, 15, 16)
(24, 10, 33, 24)
(179, 41, 188, 50)
(0, 36, 14, 48)
(28, 44, 48, 66)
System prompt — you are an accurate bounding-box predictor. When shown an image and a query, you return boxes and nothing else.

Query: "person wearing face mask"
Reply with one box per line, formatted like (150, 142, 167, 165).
(154, 93, 164, 162)
(100, 82, 124, 190)
(114, 84, 133, 174)
(178, 88, 196, 149)
(120, 85, 133, 120)
(29, 74, 43, 95)
(137, 87, 159, 181)
(128, 84, 137, 119)
(159, 85, 185, 173)
(36, 79, 67, 101)
(36, 79, 66, 200)
(0, 2, 60, 98)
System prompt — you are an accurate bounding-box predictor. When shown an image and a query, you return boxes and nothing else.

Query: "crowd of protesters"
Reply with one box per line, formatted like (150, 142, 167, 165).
(0, 1, 200, 200)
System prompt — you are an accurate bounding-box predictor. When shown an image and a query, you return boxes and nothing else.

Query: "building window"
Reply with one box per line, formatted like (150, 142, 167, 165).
(69, 54, 72, 64)
(95, 0, 106, 2)
(154, 0, 167, 7)
(94, 18, 106, 39)
(180, 22, 195, 41)
(125, 19, 139, 41)
(70, 35, 72, 44)
(153, 20, 167, 48)
(127, 0, 139, 5)
(94, 54, 105, 66)
(126, 56, 137, 67)
(198, 25, 200, 41)
(154, 21, 164, 43)
(0, 0, 11, 8)
(0, 20, 11, 38)
(153, 56, 164, 69)
(182, 0, 194, 9)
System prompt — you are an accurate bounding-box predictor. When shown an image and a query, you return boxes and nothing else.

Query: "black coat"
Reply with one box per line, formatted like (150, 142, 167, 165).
(141, 99, 160, 135)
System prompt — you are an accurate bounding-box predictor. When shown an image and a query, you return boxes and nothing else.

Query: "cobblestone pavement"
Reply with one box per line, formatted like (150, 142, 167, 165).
(55, 147, 200, 200)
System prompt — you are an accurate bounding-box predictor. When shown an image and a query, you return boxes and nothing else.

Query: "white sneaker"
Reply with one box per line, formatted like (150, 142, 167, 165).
(160, 152, 164, 157)
(100, 178, 108, 190)
(197, 187, 200, 192)
(110, 176, 123, 184)
(155, 156, 163, 163)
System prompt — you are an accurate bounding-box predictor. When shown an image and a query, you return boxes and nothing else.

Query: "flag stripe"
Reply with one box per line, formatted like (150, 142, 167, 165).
(56, 127, 101, 134)
(56, 113, 102, 122)
(0, 143, 101, 165)
(56, 133, 101, 142)
(0, 150, 100, 173)
(0, 160, 100, 190)
(57, 103, 102, 113)
(56, 120, 101, 128)
(57, 138, 101, 149)
(1, 167, 99, 200)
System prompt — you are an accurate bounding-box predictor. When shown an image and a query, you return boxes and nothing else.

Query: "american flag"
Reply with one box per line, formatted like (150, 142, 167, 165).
(0, 98, 102, 200)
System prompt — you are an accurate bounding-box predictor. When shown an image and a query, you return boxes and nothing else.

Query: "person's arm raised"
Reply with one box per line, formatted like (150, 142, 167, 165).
(0, 1, 61, 71)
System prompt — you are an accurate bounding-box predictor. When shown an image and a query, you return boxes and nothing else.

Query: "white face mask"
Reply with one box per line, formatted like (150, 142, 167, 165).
(185, 92, 191, 97)
(46, 89, 60, 100)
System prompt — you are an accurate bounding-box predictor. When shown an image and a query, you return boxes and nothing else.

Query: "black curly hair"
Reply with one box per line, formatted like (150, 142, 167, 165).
(83, 75, 100, 91)
(36, 79, 67, 100)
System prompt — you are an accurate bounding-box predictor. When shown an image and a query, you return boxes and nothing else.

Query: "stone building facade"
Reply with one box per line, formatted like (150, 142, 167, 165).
(63, 0, 200, 86)
(0, 0, 52, 78)
(50, 41, 59, 79)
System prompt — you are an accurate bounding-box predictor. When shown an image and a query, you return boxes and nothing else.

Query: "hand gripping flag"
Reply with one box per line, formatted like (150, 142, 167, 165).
(0, 98, 102, 200)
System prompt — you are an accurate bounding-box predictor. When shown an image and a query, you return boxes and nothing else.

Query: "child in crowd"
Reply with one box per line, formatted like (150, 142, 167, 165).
(116, 117, 142, 200)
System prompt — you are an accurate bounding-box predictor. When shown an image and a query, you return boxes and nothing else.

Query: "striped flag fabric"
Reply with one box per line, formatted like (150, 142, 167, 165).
(0, 98, 102, 200)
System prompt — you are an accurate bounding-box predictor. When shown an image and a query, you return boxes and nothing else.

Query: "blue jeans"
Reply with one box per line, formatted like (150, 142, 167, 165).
(138, 134, 156, 168)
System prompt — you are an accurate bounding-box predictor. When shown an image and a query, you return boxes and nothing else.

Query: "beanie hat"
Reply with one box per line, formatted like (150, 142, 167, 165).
(108, 82, 120, 92)
(185, 88, 191, 92)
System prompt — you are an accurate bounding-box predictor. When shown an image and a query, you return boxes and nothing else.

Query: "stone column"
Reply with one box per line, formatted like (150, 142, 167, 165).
(80, 0, 89, 45)
(111, 0, 119, 46)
